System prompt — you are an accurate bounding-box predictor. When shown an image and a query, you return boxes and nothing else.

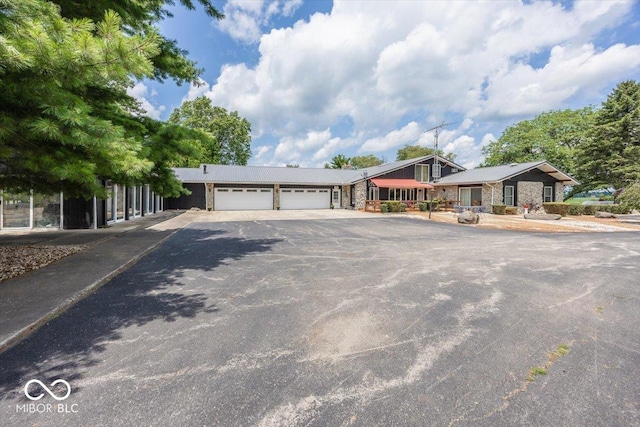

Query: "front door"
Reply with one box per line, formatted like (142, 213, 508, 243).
(332, 189, 341, 208)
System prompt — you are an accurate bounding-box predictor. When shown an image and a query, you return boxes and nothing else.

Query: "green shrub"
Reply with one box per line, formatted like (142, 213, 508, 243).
(380, 203, 389, 213)
(619, 183, 640, 211)
(418, 202, 429, 212)
(492, 204, 506, 215)
(543, 202, 571, 216)
(505, 207, 518, 215)
(595, 204, 631, 214)
(568, 205, 584, 216)
(386, 201, 406, 213)
(583, 205, 598, 215)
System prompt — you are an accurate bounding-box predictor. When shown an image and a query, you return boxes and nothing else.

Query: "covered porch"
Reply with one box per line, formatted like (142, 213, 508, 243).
(364, 178, 434, 211)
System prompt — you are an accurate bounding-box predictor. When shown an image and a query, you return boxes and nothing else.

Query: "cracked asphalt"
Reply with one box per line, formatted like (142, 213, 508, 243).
(1, 217, 639, 426)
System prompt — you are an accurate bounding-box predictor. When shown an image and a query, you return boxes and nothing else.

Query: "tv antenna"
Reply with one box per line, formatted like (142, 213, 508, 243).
(424, 121, 458, 182)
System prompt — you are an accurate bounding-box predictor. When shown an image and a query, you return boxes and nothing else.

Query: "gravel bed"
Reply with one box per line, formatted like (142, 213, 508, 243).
(0, 245, 87, 283)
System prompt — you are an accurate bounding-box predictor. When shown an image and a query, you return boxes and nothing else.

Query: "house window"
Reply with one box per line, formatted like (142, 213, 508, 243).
(544, 186, 553, 203)
(368, 186, 379, 200)
(460, 187, 483, 207)
(432, 163, 442, 179)
(504, 186, 514, 206)
(415, 164, 430, 183)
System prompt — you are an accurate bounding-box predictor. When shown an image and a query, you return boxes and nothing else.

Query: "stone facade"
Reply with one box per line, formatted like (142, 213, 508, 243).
(518, 181, 543, 208)
(274, 184, 280, 210)
(354, 181, 367, 209)
(341, 185, 351, 209)
(555, 182, 564, 203)
(438, 185, 458, 202)
(482, 183, 504, 207)
(206, 183, 214, 211)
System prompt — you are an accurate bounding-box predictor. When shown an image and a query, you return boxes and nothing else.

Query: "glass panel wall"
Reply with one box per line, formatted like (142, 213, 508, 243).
(2, 191, 31, 228)
(106, 181, 114, 222)
(33, 193, 61, 228)
(116, 184, 125, 221)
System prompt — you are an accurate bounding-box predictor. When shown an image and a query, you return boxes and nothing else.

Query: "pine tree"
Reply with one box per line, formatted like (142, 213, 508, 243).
(576, 81, 640, 190)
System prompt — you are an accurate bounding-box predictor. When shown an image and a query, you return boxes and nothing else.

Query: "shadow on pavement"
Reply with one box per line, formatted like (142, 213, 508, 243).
(0, 226, 282, 399)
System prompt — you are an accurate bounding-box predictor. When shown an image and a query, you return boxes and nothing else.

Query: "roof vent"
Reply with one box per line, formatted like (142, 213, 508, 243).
(509, 163, 518, 167)
(203, 165, 208, 174)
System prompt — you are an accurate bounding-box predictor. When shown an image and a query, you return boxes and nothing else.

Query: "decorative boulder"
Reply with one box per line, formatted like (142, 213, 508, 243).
(524, 213, 561, 220)
(458, 210, 479, 224)
(595, 211, 616, 219)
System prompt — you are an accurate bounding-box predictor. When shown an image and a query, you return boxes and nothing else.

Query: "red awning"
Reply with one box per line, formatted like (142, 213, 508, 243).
(370, 178, 434, 189)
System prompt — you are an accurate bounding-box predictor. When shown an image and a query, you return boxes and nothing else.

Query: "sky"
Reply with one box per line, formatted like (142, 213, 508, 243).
(129, 0, 640, 169)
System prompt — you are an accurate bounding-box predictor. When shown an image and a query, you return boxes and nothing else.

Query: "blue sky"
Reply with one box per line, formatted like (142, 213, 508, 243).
(129, 0, 640, 169)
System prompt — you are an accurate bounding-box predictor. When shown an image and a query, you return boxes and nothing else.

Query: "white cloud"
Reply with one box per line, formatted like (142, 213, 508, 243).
(217, 0, 304, 44)
(201, 0, 640, 167)
(127, 82, 165, 120)
(359, 122, 421, 153)
(184, 79, 211, 102)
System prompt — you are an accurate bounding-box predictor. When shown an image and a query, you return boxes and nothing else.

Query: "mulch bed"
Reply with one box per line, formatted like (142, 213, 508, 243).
(0, 245, 87, 283)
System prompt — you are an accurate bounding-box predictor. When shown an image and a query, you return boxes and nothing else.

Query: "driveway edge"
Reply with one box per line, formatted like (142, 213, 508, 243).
(0, 225, 184, 353)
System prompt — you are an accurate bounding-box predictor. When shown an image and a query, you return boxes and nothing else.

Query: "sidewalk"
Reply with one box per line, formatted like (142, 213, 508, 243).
(0, 211, 188, 352)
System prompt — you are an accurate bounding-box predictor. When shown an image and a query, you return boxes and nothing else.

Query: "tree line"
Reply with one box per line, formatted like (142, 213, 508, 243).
(482, 80, 640, 192)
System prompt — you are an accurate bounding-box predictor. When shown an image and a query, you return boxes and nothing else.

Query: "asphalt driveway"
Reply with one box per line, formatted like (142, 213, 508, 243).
(1, 217, 638, 426)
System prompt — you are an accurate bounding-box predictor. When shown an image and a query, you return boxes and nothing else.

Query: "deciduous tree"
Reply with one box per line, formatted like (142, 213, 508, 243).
(350, 155, 384, 169)
(169, 97, 252, 165)
(396, 145, 456, 162)
(481, 108, 594, 175)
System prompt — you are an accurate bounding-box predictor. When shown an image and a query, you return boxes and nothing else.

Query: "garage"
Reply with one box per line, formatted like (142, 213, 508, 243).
(215, 188, 273, 211)
(280, 188, 331, 210)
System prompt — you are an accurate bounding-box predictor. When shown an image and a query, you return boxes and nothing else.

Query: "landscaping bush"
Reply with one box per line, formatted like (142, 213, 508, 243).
(386, 201, 406, 212)
(595, 204, 631, 215)
(418, 202, 429, 212)
(380, 203, 389, 213)
(618, 182, 640, 212)
(492, 204, 506, 215)
(505, 207, 518, 215)
(568, 205, 584, 216)
(583, 205, 598, 215)
(542, 202, 571, 217)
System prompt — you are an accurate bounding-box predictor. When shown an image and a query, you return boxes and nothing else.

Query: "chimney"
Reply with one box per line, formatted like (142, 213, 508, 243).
(203, 165, 208, 174)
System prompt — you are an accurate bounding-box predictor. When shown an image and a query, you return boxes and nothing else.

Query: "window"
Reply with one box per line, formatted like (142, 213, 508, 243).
(260, 189, 271, 193)
(232, 189, 243, 192)
(432, 163, 441, 179)
(460, 187, 483, 207)
(415, 164, 430, 183)
(544, 186, 553, 203)
(504, 186, 514, 206)
(247, 189, 257, 192)
(368, 186, 379, 200)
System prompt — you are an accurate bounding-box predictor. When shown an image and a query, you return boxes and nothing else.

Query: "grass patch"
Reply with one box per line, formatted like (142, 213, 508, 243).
(527, 344, 570, 382)
(527, 366, 548, 382)
(596, 306, 604, 314)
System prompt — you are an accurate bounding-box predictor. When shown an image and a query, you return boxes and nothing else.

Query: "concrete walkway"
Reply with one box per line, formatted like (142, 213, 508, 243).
(0, 211, 183, 351)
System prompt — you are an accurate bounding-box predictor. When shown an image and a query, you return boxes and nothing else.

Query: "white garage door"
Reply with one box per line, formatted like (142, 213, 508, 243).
(280, 188, 331, 210)
(215, 188, 273, 211)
